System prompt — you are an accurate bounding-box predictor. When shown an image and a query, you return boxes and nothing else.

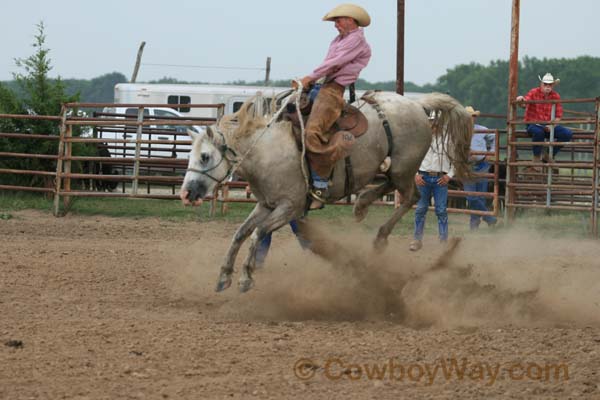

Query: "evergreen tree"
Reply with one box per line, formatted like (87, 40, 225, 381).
(1, 22, 90, 187)
(13, 22, 77, 129)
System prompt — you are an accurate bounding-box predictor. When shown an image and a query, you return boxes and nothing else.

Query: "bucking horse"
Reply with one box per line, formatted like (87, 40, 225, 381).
(180, 90, 473, 292)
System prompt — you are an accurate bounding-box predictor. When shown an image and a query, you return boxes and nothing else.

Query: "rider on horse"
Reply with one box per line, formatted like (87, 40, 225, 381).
(296, 3, 372, 210)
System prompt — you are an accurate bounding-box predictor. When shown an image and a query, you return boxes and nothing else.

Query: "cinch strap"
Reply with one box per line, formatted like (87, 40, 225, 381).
(362, 94, 394, 159)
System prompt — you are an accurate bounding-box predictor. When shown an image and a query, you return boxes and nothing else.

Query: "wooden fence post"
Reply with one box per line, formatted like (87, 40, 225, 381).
(53, 105, 68, 216)
(63, 123, 72, 210)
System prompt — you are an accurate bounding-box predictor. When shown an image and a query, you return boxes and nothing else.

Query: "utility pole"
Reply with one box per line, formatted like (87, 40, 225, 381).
(508, 0, 520, 112)
(396, 0, 405, 95)
(265, 57, 271, 86)
(130, 41, 146, 83)
(506, 0, 520, 222)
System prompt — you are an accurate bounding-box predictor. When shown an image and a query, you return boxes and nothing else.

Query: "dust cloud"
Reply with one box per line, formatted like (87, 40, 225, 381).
(163, 221, 600, 328)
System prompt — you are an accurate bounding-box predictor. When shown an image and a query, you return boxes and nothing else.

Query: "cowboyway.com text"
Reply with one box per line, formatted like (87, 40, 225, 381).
(292, 357, 569, 385)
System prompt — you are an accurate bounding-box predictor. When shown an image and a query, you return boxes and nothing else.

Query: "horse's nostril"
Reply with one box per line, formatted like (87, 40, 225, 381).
(201, 153, 210, 163)
(187, 179, 207, 201)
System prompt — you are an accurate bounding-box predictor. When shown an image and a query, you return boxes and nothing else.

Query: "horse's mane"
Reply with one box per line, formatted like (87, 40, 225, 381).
(217, 96, 269, 142)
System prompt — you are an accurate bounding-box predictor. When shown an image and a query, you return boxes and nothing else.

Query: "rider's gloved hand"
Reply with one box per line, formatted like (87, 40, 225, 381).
(291, 76, 313, 90)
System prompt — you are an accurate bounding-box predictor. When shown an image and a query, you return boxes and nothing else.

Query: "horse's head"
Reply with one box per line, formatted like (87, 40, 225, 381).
(180, 97, 272, 206)
(179, 126, 234, 206)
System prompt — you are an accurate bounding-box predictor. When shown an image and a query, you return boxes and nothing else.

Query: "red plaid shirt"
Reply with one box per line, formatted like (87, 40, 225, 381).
(523, 87, 563, 122)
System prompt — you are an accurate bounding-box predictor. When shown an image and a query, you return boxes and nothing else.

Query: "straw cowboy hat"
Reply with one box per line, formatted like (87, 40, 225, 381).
(465, 106, 481, 117)
(323, 3, 371, 27)
(538, 72, 560, 85)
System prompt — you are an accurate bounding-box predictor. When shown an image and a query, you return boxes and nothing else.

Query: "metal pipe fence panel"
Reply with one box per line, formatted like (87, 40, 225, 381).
(506, 97, 600, 236)
(3, 98, 598, 238)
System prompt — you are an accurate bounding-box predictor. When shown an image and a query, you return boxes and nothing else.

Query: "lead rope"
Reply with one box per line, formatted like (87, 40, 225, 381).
(227, 80, 310, 191)
(293, 83, 310, 192)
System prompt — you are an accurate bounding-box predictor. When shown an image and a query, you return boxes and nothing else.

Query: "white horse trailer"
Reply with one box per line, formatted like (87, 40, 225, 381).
(104, 83, 425, 160)
(113, 83, 290, 119)
(113, 83, 424, 119)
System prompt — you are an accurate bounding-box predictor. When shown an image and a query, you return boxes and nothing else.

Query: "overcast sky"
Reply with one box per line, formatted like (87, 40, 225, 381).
(1, 0, 598, 85)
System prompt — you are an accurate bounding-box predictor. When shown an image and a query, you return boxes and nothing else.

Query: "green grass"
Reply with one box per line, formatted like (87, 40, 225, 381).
(0, 192, 597, 238)
(0, 192, 403, 226)
(0, 192, 52, 212)
(506, 208, 596, 237)
(0, 192, 253, 222)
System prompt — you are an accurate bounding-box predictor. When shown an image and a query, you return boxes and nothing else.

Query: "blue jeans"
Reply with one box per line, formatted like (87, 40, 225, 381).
(308, 83, 321, 102)
(526, 124, 573, 156)
(463, 161, 497, 230)
(311, 169, 328, 189)
(414, 173, 448, 242)
(256, 220, 310, 267)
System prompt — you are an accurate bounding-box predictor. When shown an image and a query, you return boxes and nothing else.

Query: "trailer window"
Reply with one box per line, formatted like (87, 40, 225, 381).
(232, 98, 270, 114)
(168, 95, 191, 113)
(232, 101, 244, 113)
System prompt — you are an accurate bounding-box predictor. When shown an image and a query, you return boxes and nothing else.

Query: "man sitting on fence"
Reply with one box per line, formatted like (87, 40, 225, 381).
(516, 73, 573, 172)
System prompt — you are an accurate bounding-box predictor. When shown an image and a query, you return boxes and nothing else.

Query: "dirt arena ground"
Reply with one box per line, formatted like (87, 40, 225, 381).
(1, 210, 599, 399)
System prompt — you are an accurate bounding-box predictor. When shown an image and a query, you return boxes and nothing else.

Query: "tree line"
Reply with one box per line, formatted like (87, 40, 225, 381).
(3, 57, 599, 127)
(2, 22, 599, 129)
(1, 23, 599, 187)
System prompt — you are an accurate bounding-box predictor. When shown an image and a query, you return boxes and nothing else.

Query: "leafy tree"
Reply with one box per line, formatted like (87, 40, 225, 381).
(0, 83, 24, 124)
(0, 83, 26, 163)
(218, 78, 424, 93)
(83, 72, 128, 102)
(423, 56, 600, 130)
(3, 52, 598, 132)
(62, 72, 128, 103)
(149, 76, 199, 85)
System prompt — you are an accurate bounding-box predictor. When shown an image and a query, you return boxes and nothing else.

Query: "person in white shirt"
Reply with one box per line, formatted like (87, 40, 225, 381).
(409, 131, 454, 252)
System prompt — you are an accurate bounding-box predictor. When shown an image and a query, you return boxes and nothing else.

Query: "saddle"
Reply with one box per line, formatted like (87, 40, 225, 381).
(281, 91, 369, 147)
(280, 90, 374, 202)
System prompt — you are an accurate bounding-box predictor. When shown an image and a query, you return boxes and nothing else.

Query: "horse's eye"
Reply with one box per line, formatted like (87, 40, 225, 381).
(200, 152, 210, 164)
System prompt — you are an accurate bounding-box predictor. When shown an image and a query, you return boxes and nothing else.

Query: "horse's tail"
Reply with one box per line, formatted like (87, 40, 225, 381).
(417, 92, 473, 180)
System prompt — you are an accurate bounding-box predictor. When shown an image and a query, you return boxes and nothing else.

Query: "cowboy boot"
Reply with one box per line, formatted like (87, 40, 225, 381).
(308, 171, 329, 210)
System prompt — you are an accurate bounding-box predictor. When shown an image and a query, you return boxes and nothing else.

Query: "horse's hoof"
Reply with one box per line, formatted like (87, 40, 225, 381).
(215, 276, 232, 292)
(373, 237, 388, 251)
(238, 278, 255, 293)
(354, 206, 368, 222)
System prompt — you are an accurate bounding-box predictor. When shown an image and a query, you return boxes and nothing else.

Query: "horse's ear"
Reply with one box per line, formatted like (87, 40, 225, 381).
(239, 100, 256, 118)
(247, 103, 257, 118)
(187, 128, 199, 140)
(205, 126, 215, 140)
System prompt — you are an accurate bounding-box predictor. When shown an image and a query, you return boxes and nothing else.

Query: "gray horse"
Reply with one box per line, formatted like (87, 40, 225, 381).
(180, 91, 472, 292)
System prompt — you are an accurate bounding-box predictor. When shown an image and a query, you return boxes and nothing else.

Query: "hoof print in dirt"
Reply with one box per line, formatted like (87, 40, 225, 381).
(5, 340, 23, 348)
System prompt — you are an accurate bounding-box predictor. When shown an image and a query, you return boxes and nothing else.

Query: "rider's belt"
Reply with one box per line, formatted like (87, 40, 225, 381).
(419, 170, 447, 177)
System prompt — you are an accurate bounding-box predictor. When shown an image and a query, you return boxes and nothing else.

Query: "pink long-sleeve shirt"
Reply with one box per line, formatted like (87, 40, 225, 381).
(308, 28, 371, 87)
